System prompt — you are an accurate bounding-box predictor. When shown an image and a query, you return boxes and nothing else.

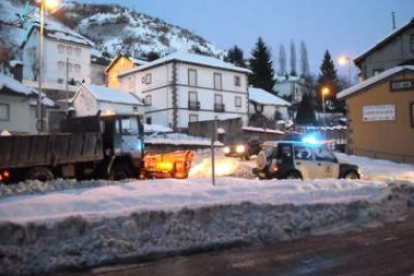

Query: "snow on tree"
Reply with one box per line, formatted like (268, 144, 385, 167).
(278, 44, 287, 76)
(300, 41, 310, 77)
(249, 37, 275, 93)
(225, 45, 247, 68)
(290, 40, 297, 76)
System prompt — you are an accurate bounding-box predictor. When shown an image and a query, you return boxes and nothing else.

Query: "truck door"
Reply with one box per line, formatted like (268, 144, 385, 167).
(312, 145, 340, 178)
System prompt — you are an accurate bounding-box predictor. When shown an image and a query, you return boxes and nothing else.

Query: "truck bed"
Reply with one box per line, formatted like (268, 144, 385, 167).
(0, 133, 104, 169)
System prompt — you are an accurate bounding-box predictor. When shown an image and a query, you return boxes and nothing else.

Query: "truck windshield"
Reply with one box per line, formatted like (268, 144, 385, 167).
(120, 118, 139, 135)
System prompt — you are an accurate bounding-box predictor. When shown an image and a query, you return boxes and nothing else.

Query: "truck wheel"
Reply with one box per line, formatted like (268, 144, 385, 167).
(344, 170, 359, 180)
(285, 171, 302, 180)
(110, 164, 133, 181)
(25, 167, 54, 182)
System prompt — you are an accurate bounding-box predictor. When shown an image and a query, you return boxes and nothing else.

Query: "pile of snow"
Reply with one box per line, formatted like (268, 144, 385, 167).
(0, 178, 411, 275)
(337, 153, 414, 182)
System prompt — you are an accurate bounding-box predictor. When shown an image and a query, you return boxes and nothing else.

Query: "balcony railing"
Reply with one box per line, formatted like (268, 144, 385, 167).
(214, 103, 225, 112)
(188, 100, 200, 110)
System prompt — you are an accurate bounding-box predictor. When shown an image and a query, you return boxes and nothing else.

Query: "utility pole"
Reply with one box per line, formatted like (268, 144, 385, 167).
(391, 12, 396, 30)
(66, 57, 69, 112)
(211, 117, 217, 186)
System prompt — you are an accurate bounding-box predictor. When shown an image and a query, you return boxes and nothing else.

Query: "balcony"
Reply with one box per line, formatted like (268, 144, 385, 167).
(214, 103, 225, 112)
(188, 100, 200, 110)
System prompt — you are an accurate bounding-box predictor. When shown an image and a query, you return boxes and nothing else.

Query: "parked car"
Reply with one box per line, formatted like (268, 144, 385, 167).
(223, 136, 262, 160)
(252, 140, 361, 180)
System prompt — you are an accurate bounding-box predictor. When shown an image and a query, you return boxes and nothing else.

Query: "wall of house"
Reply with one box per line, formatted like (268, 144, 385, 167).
(72, 87, 98, 116)
(107, 57, 135, 88)
(346, 71, 414, 163)
(0, 94, 36, 133)
(248, 102, 289, 120)
(23, 29, 92, 92)
(273, 80, 304, 103)
(360, 26, 414, 80)
(90, 62, 106, 86)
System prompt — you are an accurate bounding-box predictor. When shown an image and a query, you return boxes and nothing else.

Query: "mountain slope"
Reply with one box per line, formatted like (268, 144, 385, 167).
(0, 0, 224, 61)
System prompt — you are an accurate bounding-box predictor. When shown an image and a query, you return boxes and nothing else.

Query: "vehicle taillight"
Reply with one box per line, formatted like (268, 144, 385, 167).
(0, 170, 11, 182)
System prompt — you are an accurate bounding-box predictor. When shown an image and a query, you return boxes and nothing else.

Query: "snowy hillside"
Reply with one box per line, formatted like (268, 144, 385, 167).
(0, 0, 224, 60)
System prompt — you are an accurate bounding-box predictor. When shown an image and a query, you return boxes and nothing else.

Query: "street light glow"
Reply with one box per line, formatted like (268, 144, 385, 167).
(44, 0, 60, 11)
(322, 87, 330, 95)
(338, 55, 350, 65)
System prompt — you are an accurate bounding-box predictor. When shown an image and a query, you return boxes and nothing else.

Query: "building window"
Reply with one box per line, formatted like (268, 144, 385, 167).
(188, 69, 197, 86)
(144, 73, 152, 84)
(133, 106, 138, 112)
(68, 62, 73, 72)
(74, 47, 81, 56)
(188, 91, 200, 110)
(145, 95, 152, 105)
(58, 61, 65, 71)
(146, 117, 152, 124)
(410, 34, 414, 52)
(58, 44, 65, 54)
(390, 80, 413, 91)
(214, 94, 225, 112)
(234, 76, 241, 86)
(67, 46, 73, 55)
(74, 64, 81, 73)
(0, 103, 9, 121)
(373, 69, 384, 75)
(128, 76, 135, 91)
(57, 78, 64, 84)
(411, 102, 414, 128)
(235, 96, 242, 107)
(189, 114, 199, 122)
(214, 73, 222, 90)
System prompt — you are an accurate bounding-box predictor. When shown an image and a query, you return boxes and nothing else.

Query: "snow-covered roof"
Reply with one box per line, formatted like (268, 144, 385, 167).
(354, 18, 414, 66)
(337, 66, 414, 99)
(242, 126, 285, 134)
(249, 87, 291, 106)
(119, 52, 251, 77)
(23, 21, 94, 48)
(0, 73, 55, 107)
(79, 84, 144, 105)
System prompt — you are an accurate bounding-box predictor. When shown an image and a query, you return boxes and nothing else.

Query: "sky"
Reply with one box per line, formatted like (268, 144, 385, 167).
(81, 0, 413, 80)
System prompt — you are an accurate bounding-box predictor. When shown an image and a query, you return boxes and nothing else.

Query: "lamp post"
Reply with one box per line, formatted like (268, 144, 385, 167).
(36, 0, 60, 133)
(321, 87, 330, 127)
(338, 55, 352, 84)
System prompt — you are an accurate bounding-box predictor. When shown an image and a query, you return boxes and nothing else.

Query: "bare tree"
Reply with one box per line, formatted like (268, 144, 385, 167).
(290, 40, 297, 76)
(278, 44, 287, 76)
(300, 40, 310, 77)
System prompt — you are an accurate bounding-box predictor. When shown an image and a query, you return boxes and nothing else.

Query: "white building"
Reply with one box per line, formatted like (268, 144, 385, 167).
(118, 52, 250, 131)
(0, 73, 55, 133)
(273, 75, 305, 104)
(22, 22, 94, 101)
(71, 84, 145, 117)
(248, 87, 290, 120)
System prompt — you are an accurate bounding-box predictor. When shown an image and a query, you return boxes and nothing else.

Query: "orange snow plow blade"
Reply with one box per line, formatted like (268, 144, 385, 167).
(143, 150, 193, 179)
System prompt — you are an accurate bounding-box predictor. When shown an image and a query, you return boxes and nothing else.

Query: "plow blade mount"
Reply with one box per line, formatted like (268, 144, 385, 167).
(143, 150, 192, 179)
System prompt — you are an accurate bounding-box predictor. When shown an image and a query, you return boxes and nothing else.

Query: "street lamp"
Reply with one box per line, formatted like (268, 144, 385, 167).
(338, 55, 352, 84)
(321, 87, 330, 127)
(37, 0, 60, 133)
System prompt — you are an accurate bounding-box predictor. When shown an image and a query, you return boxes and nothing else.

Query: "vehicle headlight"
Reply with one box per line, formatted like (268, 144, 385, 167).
(236, 145, 246, 153)
(223, 147, 230, 154)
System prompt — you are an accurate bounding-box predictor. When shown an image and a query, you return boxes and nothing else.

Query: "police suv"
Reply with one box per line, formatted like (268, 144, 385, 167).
(252, 140, 361, 180)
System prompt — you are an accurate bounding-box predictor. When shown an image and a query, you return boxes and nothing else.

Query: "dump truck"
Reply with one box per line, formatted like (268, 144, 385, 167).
(0, 113, 192, 184)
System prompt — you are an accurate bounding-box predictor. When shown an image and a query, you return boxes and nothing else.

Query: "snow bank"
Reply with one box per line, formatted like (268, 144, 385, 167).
(0, 182, 409, 276)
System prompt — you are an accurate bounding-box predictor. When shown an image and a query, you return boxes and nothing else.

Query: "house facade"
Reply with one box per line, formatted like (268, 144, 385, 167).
(71, 83, 145, 117)
(118, 52, 250, 131)
(337, 66, 414, 164)
(0, 73, 55, 133)
(354, 19, 414, 81)
(105, 55, 148, 88)
(22, 23, 94, 101)
(248, 87, 290, 120)
(273, 75, 304, 104)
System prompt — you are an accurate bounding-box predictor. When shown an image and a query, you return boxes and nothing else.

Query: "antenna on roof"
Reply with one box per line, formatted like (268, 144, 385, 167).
(391, 12, 396, 30)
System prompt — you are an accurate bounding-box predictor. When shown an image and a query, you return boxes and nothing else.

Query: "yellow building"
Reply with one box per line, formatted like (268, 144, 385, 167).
(338, 66, 414, 164)
(105, 56, 147, 88)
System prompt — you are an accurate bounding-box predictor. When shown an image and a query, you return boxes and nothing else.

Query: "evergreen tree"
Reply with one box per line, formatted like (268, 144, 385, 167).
(224, 45, 247, 68)
(278, 44, 287, 76)
(143, 51, 160, 61)
(249, 37, 275, 93)
(317, 50, 339, 112)
(295, 93, 316, 125)
(300, 41, 310, 77)
(290, 41, 297, 76)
